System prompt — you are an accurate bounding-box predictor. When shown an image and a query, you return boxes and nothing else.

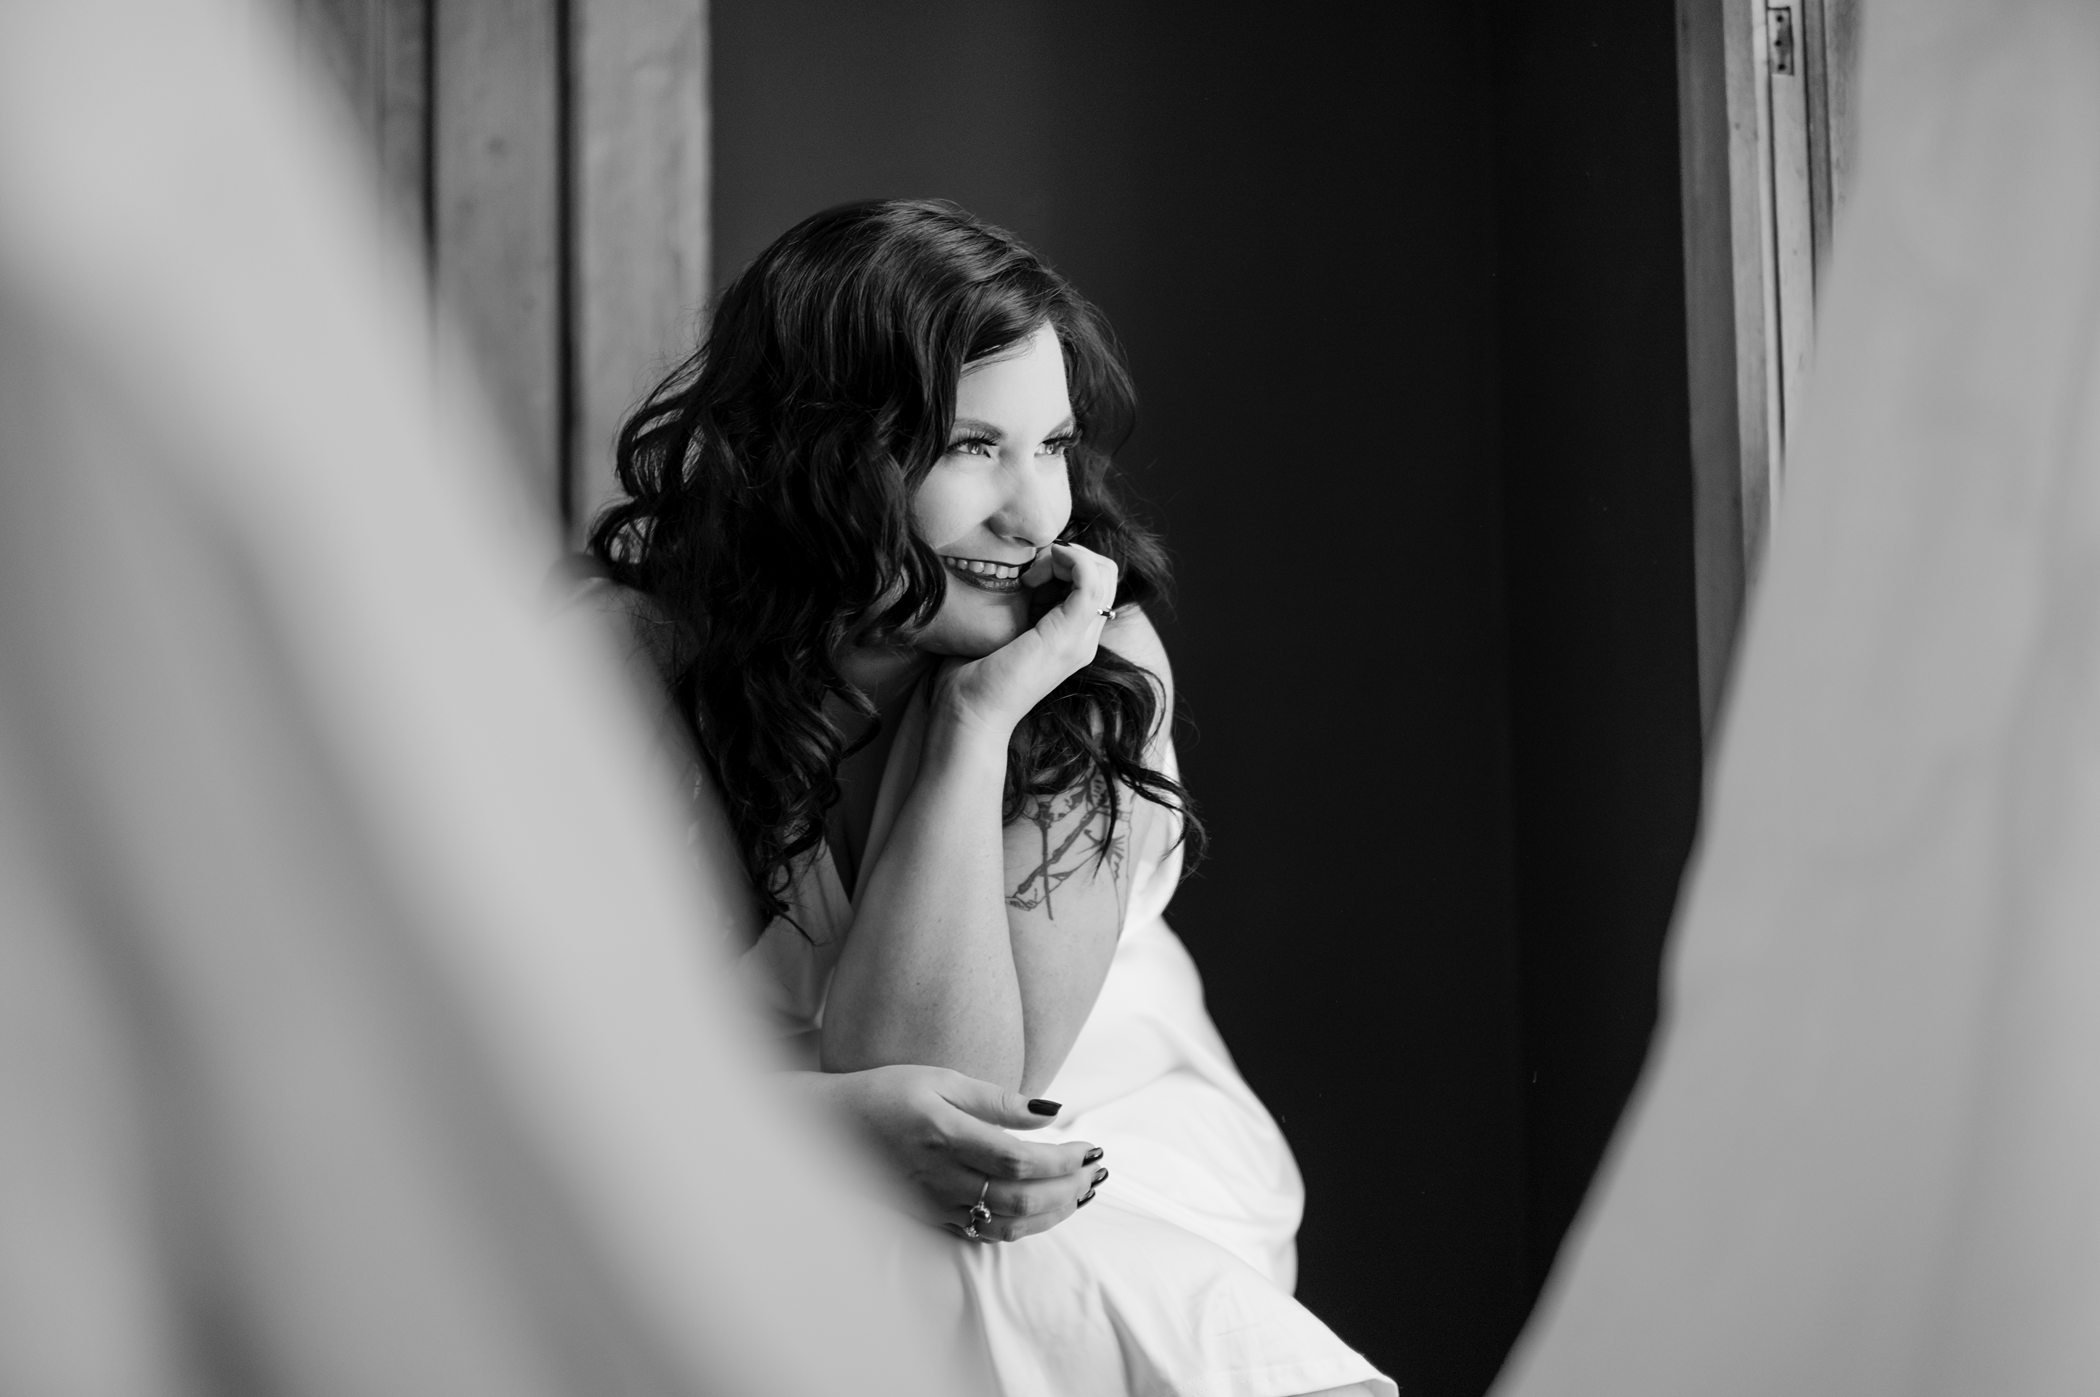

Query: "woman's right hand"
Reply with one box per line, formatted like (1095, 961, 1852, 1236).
(794, 1063, 1106, 1243)
(931, 541, 1120, 738)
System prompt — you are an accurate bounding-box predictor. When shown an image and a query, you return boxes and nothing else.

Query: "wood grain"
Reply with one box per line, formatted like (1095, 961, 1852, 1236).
(569, 0, 711, 534)
(434, 0, 564, 511)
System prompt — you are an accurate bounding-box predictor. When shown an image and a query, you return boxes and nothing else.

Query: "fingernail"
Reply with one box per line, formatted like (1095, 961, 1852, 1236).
(1077, 1188, 1097, 1207)
(1081, 1147, 1104, 1165)
(1093, 1167, 1110, 1185)
(1027, 1098, 1062, 1116)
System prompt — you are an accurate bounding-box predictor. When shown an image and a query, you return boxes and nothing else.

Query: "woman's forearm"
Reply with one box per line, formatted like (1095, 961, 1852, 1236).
(819, 715, 1027, 1087)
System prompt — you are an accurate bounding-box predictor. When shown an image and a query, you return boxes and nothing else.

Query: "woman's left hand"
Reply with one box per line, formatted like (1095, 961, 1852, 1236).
(788, 1064, 1105, 1243)
(932, 541, 1119, 738)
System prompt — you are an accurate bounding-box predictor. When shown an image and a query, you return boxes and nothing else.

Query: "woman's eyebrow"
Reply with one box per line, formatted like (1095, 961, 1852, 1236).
(948, 415, 1078, 439)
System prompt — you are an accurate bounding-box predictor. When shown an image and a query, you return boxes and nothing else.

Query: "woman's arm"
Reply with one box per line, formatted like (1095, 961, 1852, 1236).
(564, 577, 1112, 1233)
(821, 552, 1168, 1097)
(822, 704, 1030, 1084)
(1004, 611, 1170, 1088)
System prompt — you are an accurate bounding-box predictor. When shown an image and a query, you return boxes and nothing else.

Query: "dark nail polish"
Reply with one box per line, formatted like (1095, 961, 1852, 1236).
(1082, 1147, 1104, 1165)
(1077, 1187, 1097, 1207)
(1027, 1098, 1062, 1116)
(1093, 1167, 1110, 1185)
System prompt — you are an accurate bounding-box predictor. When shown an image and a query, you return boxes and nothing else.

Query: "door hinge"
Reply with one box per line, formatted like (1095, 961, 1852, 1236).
(1768, 6, 1797, 75)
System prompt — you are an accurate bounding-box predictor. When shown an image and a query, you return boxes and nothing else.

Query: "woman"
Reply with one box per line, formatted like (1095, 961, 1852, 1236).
(587, 199, 1391, 1397)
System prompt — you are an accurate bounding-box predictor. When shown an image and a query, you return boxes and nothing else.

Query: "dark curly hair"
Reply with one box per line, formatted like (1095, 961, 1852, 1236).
(587, 198, 1199, 926)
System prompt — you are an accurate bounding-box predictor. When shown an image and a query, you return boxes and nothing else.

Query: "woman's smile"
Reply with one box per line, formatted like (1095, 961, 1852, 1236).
(943, 554, 1030, 592)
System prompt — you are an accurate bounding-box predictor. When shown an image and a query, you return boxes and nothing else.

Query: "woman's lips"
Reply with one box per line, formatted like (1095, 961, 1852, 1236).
(943, 555, 1029, 594)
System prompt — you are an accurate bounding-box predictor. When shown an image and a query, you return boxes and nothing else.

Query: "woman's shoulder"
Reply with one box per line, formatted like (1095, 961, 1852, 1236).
(543, 566, 697, 761)
(552, 565, 657, 627)
(550, 566, 767, 946)
(550, 567, 683, 684)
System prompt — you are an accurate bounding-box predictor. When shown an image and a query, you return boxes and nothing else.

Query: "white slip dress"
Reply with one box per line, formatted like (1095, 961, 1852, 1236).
(735, 678, 1396, 1397)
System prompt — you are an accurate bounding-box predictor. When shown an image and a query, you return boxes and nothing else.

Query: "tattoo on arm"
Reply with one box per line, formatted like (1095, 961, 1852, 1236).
(1007, 775, 1127, 919)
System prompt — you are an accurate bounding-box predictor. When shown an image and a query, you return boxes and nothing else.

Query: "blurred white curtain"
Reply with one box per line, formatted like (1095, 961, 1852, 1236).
(1496, 3, 2100, 1393)
(0, 3, 968, 1394)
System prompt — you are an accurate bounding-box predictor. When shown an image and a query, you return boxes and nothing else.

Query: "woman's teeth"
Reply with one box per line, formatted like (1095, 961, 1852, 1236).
(942, 556, 1026, 592)
(944, 556, 1023, 579)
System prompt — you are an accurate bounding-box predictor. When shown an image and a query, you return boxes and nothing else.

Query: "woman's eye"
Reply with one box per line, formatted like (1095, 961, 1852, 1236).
(944, 436, 995, 458)
(1039, 436, 1077, 458)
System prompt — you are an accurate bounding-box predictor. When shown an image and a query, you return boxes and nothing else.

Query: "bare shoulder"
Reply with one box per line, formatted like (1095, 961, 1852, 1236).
(1100, 603, 1173, 706)
(556, 576, 680, 678)
(549, 577, 762, 941)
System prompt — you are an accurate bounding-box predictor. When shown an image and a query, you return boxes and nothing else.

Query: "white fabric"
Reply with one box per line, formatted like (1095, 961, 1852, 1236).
(739, 677, 1395, 1397)
(1495, 3, 2100, 1393)
(0, 3, 972, 1394)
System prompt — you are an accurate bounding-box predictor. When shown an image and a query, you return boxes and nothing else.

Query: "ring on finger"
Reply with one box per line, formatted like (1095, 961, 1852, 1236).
(1096, 607, 1115, 621)
(963, 1175, 993, 1240)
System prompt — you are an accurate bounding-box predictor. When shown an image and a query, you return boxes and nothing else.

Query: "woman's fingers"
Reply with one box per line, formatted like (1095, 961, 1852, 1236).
(930, 1070, 1063, 1131)
(921, 1129, 1110, 1244)
(1045, 542, 1117, 625)
(940, 1167, 1110, 1244)
(1021, 541, 1117, 670)
(1019, 545, 1056, 589)
(932, 1139, 1109, 1238)
(925, 1069, 1090, 1174)
(985, 1168, 1104, 1220)
(922, 1119, 1102, 1242)
(944, 1119, 1096, 1184)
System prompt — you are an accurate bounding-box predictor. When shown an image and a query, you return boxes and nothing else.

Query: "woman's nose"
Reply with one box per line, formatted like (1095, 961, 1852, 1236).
(991, 453, 1069, 547)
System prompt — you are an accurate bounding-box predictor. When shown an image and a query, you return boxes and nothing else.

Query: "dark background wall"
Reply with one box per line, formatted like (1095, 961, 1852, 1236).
(714, 4, 1703, 1393)
(1489, 7, 1709, 1294)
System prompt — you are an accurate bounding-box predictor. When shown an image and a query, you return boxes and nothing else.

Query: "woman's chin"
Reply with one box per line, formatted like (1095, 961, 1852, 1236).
(916, 611, 1026, 660)
(908, 583, 1030, 659)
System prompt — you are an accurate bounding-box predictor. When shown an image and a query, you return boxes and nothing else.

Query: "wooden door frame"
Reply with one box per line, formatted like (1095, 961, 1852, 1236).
(1675, 0, 1857, 736)
(285, 0, 710, 539)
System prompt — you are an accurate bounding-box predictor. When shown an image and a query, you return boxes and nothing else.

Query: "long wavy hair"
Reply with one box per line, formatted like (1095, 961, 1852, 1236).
(587, 198, 1199, 926)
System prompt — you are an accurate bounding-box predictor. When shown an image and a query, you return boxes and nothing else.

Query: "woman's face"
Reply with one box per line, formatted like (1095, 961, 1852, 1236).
(911, 322, 1076, 658)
